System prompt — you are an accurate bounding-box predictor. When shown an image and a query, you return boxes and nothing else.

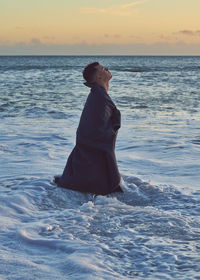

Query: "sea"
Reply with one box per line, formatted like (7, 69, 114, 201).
(0, 55, 200, 280)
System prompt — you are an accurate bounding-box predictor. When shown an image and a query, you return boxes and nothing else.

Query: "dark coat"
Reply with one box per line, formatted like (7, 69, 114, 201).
(57, 82, 123, 195)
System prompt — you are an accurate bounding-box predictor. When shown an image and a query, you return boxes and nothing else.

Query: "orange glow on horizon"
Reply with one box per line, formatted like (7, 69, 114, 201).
(0, 0, 200, 54)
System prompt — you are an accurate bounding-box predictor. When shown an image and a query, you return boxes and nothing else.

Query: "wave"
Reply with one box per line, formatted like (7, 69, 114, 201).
(111, 65, 200, 73)
(0, 65, 77, 71)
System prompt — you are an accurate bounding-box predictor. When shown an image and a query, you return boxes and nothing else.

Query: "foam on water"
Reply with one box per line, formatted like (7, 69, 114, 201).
(0, 56, 200, 279)
(0, 174, 200, 279)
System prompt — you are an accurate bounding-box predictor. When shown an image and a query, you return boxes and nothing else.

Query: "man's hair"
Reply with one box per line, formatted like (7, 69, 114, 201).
(82, 62, 99, 83)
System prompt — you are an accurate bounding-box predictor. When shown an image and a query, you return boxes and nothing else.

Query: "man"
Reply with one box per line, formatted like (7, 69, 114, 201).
(54, 62, 123, 195)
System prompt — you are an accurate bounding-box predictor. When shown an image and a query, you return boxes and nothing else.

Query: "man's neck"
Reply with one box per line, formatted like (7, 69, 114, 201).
(96, 80, 109, 93)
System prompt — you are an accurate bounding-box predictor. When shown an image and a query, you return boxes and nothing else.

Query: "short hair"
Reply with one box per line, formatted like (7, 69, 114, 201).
(82, 62, 99, 83)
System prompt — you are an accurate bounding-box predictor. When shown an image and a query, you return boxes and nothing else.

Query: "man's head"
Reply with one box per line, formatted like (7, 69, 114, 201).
(83, 62, 112, 84)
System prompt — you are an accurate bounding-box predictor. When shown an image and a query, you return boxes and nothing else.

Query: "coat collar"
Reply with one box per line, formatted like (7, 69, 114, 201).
(83, 81, 97, 88)
(83, 81, 107, 93)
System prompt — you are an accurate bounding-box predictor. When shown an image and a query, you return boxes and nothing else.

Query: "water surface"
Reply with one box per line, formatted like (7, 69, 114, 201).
(0, 56, 200, 279)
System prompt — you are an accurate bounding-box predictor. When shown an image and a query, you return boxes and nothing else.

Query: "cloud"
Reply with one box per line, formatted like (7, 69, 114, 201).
(129, 35, 141, 39)
(104, 34, 122, 38)
(177, 30, 200, 36)
(43, 35, 55, 40)
(179, 30, 195, 36)
(81, 7, 106, 14)
(15, 26, 24, 30)
(30, 38, 42, 45)
(158, 34, 177, 41)
(121, 0, 148, 8)
(80, 0, 148, 16)
(114, 34, 121, 38)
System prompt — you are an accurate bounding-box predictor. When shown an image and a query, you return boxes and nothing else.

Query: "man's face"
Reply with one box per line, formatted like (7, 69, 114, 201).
(95, 64, 112, 82)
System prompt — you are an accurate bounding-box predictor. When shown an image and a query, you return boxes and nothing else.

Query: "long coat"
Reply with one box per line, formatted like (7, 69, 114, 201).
(57, 82, 123, 195)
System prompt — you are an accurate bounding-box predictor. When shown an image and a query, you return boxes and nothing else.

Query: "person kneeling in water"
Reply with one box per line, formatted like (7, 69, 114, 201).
(54, 62, 123, 195)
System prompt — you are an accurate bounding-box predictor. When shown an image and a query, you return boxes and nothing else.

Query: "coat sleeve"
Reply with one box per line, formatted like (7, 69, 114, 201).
(76, 90, 116, 151)
(111, 107, 121, 132)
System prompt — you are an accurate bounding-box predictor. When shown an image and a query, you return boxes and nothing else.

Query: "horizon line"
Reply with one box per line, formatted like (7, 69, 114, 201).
(0, 54, 200, 56)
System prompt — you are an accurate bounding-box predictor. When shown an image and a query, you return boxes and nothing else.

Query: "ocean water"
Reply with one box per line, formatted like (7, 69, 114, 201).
(0, 55, 200, 280)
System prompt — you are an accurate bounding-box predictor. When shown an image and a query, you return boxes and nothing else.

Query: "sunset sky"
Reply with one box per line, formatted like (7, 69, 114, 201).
(0, 0, 200, 55)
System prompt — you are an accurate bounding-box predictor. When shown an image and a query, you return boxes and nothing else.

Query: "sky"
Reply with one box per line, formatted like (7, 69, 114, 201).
(0, 0, 200, 55)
